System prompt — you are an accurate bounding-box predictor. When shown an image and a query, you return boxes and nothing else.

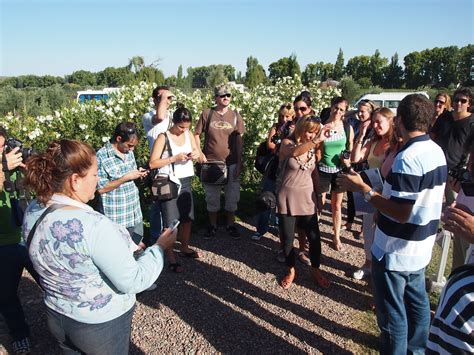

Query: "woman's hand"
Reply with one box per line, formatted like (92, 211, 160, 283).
(172, 153, 189, 163)
(189, 150, 200, 160)
(442, 203, 474, 243)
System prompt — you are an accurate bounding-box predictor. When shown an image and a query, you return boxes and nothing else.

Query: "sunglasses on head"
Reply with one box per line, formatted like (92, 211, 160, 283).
(454, 97, 468, 104)
(306, 116, 321, 123)
(434, 99, 446, 105)
(219, 93, 231, 98)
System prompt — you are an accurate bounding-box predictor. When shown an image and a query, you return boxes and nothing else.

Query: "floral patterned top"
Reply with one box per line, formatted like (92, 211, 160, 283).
(23, 194, 165, 324)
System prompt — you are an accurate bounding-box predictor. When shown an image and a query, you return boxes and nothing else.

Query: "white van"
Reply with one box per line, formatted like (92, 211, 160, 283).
(354, 92, 429, 113)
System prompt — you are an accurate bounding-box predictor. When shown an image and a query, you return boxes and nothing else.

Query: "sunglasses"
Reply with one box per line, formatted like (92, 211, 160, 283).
(454, 97, 468, 104)
(219, 94, 231, 98)
(434, 99, 446, 105)
(295, 106, 308, 112)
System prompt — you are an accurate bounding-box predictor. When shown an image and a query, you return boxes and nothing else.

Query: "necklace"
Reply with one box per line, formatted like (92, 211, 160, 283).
(296, 148, 315, 170)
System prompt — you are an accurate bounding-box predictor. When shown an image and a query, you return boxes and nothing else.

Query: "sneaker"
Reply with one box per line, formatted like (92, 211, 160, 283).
(204, 226, 217, 240)
(226, 225, 240, 239)
(12, 337, 31, 354)
(353, 268, 370, 280)
(251, 232, 262, 241)
(276, 250, 285, 263)
(145, 283, 157, 291)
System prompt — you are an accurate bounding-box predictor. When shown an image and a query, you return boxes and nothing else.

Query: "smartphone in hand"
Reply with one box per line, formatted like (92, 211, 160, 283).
(169, 219, 180, 231)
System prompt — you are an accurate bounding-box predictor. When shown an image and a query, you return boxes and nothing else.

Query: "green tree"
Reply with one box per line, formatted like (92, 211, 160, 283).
(404, 51, 428, 89)
(207, 65, 228, 88)
(382, 52, 403, 88)
(332, 48, 345, 80)
(97, 67, 133, 87)
(0, 86, 25, 115)
(369, 49, 388, 87)
(244, 56, 266, 88)
(458, 44, 474, 86)
(268, 54, 301, 83)
(345, 55, 372, 85)
(68, 70, 97, 87)
(137, 66, 165, 85)
(165, 75, 177, 87)
(176, 65, 185, 88)
(339, 75, 362, 104)
(128, 56, 145, 74)
(302, 62, 334, 85)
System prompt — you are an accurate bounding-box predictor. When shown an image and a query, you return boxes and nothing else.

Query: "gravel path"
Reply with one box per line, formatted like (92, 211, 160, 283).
(1, 209, 379, 354)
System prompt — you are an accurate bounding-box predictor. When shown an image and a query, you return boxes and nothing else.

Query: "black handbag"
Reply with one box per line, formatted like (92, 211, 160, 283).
(199, 160, 228, 185)
(150, 134, 179, 200)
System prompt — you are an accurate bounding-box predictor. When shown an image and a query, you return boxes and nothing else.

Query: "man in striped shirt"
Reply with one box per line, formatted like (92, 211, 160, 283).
(338, 94, 447, 354)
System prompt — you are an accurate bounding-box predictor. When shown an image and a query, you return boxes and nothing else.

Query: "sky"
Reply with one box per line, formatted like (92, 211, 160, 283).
(1, 0, 473, 78)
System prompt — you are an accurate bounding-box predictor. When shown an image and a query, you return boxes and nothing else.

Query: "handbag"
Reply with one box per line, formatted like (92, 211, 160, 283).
(199, 160, 228, 185)
(150, 133, 179, 201)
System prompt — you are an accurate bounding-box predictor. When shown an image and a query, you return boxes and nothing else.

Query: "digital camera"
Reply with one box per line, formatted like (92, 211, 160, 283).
(5, 138, 35, 161)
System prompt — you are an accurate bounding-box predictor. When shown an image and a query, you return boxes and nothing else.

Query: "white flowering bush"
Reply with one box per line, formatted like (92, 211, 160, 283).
(0, 76, 340, 184)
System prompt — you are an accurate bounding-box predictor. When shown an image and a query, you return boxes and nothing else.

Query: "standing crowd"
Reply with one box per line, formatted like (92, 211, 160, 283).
(1, 84, 473, 354)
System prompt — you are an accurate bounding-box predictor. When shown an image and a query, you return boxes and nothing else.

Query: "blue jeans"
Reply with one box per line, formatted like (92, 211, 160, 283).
(0, 244, 39, 341)
(149, 200, 162, 244)
(46, 305, 135, 355)
(255, 177, 277, 235)
(372, 256, 430, 355)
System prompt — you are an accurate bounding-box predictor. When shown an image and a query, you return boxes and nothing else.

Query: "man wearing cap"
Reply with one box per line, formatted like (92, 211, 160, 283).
(142, 85, 174, 243)
(194, 84, 245, 239)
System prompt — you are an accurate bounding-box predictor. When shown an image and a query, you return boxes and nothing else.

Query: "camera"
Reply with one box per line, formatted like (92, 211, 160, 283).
(341, 150, 351, 160)
(270, 133, 282, 145)
(448, 161, 471, 182)
(5, 138, 35, 161)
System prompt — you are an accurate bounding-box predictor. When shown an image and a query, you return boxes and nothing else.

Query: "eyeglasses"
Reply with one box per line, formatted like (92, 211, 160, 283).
(295, 106, 308, 113)
(453, 97, 468, 104)
(434, 99, 446, 105)
(219, 94, 231, 98)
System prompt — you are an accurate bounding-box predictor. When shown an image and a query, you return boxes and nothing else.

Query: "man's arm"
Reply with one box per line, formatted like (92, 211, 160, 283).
(152, 89, 173, 125)
(98, 169, 147, 194)
(336, 171, 413, 223)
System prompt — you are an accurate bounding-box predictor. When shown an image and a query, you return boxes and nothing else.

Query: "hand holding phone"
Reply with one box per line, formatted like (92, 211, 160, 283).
(169, 219, 180, 231)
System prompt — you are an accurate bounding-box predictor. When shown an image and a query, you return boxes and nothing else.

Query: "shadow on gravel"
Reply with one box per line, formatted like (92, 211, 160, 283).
(139, 260, 352, 353)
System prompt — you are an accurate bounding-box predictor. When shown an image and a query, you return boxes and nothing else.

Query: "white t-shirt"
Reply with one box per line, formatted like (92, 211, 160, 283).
(142, 109, 171, 150)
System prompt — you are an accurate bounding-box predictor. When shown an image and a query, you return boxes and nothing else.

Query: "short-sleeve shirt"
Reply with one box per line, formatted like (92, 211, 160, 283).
(142, 109, 171, 150)
(371, 135, 447, 272)
(96, 142, 142, 228)
(431, 112, 474, 169)
(194, 108, 245, 165)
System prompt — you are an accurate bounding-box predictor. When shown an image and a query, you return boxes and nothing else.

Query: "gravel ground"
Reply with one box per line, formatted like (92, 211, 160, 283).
(0, 208, 379, 354)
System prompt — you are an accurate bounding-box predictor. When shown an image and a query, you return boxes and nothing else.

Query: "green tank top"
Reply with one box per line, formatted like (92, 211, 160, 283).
(319, 130, 347, 173)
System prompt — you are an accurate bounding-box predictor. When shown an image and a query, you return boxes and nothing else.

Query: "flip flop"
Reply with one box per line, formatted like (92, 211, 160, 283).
(180, 250, 201, 259)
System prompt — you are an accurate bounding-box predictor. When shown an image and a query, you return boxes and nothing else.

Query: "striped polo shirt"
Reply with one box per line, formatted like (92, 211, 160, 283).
(371, 134, 447, 272)
(427, 264, 474, 354)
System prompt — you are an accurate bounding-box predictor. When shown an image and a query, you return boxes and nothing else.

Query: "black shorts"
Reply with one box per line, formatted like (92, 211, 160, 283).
(318, 170, 346, 194)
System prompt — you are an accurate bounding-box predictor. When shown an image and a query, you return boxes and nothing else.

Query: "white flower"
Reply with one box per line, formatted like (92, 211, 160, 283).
(102, 137, 109, 143)
(84, 134, 90, 140)
(129, 113, 135, 119)
(79, 124, 88, 130)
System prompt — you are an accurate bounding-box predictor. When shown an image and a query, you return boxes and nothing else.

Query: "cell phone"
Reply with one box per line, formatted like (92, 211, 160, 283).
(461, 181, 474, 196)
(169, 219, 180, 231)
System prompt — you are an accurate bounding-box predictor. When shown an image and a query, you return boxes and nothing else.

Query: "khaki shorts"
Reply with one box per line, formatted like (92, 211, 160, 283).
(203, 164, 241, 213)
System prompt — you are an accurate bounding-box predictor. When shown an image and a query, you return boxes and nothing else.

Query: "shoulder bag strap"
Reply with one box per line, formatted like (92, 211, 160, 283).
(164, 132, 175, 176)
(202, 109, 214, 155)
(26, 203, 66, 249)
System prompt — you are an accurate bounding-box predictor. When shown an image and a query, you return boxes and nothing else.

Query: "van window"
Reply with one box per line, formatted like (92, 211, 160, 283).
(373, 100, 383, 108)
(385, 100, 400, 109)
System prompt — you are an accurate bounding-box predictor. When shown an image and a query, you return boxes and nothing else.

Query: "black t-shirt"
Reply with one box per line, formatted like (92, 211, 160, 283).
(432, 112, 474, 169)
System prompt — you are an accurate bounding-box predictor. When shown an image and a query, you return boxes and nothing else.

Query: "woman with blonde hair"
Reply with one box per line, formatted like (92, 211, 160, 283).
(430, 93, 452, 132)
(351, 107, 394, 280)
(277, 116, 330, 289)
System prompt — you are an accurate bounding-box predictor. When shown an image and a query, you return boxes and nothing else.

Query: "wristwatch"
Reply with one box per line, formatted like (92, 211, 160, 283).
(363, 188, 375, 202)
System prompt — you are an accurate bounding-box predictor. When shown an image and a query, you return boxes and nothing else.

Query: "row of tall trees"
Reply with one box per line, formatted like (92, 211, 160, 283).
(1, 46, 472, 94)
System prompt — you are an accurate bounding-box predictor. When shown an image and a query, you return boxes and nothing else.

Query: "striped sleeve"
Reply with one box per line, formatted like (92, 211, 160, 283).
(427, 266, 474, 354)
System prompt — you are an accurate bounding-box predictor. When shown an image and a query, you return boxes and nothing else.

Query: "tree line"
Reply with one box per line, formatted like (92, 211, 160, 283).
(1, 46, 473, 117)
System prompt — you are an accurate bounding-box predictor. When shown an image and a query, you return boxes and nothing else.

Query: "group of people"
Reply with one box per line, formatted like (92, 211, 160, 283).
(0, 83, 473, 354)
